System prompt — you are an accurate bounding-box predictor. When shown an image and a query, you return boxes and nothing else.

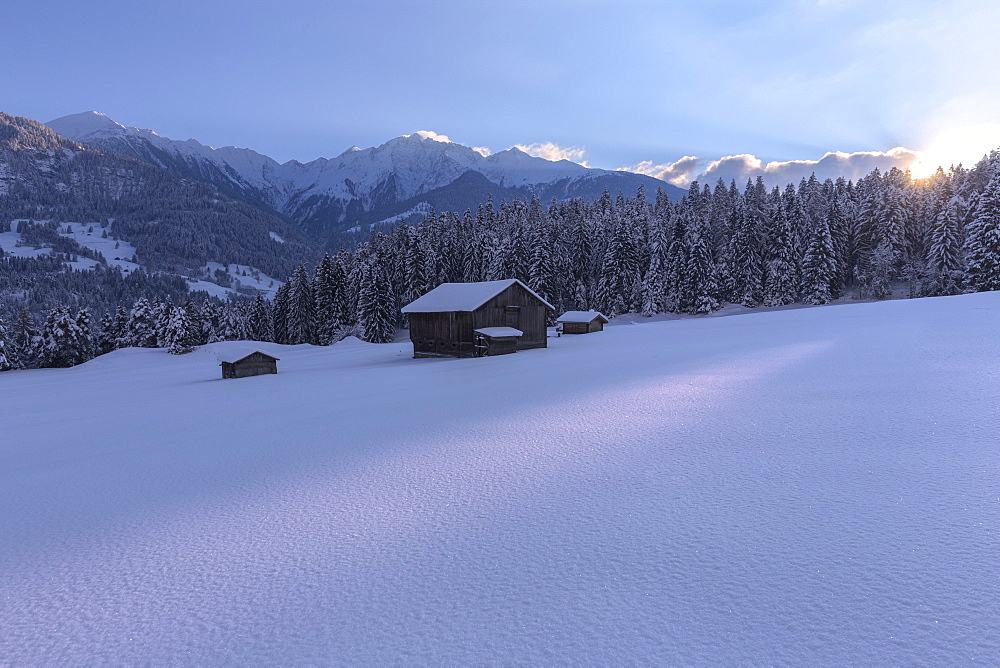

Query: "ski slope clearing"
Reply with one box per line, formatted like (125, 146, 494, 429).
(1, 293, 998, 664)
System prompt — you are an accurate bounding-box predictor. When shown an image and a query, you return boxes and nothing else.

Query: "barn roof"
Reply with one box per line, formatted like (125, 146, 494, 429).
(401, 279, 554, 313)
(474, 327, 523, 338)
(556, 310, 610, 324)
(216, 347, 280, 364)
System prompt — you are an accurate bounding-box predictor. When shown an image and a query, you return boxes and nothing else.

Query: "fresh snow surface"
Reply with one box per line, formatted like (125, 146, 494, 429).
(557, 309, 609, 323)
(268, 231, 285, 244)
(1, 293, 999, 664)
(474, 326, 523, 337)
(401, 278, 553, 312)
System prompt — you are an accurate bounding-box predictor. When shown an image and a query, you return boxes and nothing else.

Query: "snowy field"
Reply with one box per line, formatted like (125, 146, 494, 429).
(1, 292, 998, 664)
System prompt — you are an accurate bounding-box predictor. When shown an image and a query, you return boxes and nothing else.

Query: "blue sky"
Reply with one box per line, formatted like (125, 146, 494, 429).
(5, 0, 1000, 183)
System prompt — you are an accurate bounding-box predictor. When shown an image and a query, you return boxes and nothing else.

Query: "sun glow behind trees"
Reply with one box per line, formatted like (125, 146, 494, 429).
(909, 123, 1000, 179)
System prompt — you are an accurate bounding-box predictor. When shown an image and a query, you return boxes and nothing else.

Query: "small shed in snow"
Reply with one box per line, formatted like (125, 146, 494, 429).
(474, 327, 522, 356)
(557, 310, 609, 334)
(401, 279, 553, 358)
(219, 348, 279, 379)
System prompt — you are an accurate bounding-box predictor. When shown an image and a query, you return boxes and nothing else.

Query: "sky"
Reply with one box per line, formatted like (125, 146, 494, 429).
(5, 0, 1000, 185)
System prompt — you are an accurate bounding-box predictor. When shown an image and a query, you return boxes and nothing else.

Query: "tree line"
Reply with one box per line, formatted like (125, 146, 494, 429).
(3, 151, 1000, 371)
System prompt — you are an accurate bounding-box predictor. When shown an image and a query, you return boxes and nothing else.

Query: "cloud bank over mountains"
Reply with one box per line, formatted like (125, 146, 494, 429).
(619, 147, 922, 188)
(514, 141, 590, 167)
(494, 138, 924, 189)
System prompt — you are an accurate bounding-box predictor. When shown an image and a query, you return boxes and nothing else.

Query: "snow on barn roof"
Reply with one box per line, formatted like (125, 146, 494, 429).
(474, 327, 523, 338)
(556, 310, 610, 324)
(215, 346, 280, 364)
(401, 279, 554, 313)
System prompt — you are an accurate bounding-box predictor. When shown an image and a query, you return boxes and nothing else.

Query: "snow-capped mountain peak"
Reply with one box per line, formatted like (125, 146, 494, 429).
(43, 111, 681, 237)
(46, 111, 126, 139)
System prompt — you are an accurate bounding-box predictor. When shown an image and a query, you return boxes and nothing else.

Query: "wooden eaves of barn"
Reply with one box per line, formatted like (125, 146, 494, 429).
(401, 279, 554, 358)
(556, 310, 610, 334)
(219, 348, 279, 378)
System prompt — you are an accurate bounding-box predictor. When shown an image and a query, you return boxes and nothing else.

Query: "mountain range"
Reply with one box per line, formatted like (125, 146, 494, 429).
(46, 111, 683, 239)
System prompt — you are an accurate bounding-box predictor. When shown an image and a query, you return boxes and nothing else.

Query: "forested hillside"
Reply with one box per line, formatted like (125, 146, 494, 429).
(0, 113, 317, 304)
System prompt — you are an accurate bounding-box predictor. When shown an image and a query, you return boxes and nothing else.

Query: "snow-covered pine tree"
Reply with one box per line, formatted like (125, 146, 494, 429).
(245, 294, 273, 343)
(927, 200, 963, 295)
(163, 305, 193, 354)
(126, 298, 158, 348)
(151, 299, 168, 347)
(97, 311, 117, 355)
(679, 218, 720, 314)
(286, 263, 315, 345)
(37, 307, 76, 368)
(270, 283, 290, 345)
(69, 308, 94, 365)
(313, 254, 344, 344)
(0, 312, 15, 371)
(724, 191, 763, 307)
(199, 299, 223, 344)
(964, 172, 1000, 292)
(13, 307, 37, 366)
(762, 201, 798, 306)
(358, 259, 396, 344)
(111, 305, 130, 350)
(181, 299, 202, 348)
(527, 223, 557, 308)
(154, 300, 173, 348)
(801, 215, 838, 305)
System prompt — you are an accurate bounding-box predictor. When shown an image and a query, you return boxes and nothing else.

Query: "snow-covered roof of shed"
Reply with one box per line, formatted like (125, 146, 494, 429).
(401, 279, 554, 312)
(215, 346, 280, 364)
(556, 310, 610, 324)
(474, 327, 523, 338)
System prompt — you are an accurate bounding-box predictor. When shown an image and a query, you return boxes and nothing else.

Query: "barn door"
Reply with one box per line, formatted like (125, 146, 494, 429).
(504, 306, 520, 329)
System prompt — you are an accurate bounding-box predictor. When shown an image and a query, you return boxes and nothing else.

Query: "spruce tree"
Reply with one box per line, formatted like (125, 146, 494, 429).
(724, 193, 763, 307)
(126, 298, 158, 348)
(358, 261, 396, 343)
(313, 254, 345, 344)
(801, 216, 838, 305)
(680, 222, 720, 314)
(37, 307, 75, 368)
(0, 313, 15, 371)
(762, 204, 798, 306)
(245, 294, 273, 343)
(286, 264, 315, 345)
(164, 306, 194, 354)
(927, 201, 963, 295)
(70, 308, 94, 365)
(965, 173, 1000, 292)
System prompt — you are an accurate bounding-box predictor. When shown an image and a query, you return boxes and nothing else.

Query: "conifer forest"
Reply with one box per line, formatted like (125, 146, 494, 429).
(3, 151, 1000, 372)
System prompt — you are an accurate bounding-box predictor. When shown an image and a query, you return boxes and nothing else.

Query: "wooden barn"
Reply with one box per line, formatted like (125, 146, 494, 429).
(556, 310, 609, 334)
(219, 348, 279, 379)
(402, 279, 553, 358)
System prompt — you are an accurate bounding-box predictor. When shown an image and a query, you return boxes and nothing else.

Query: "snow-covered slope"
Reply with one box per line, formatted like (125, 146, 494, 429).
(47, 112, 681, 236)
(2, 292, 998, 663)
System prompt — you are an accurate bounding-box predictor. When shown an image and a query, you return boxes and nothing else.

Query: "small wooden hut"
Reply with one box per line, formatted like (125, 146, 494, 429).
(556, 310, 609, 334)
(474, 327, 522, 356)
(402, 279, 553, 358)
(219, 348, 279, 379)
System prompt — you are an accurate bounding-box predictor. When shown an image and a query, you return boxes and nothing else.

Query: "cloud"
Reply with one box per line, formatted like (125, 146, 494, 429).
(471, 146, 492, 157)
(618, 156, 703, 187)
(409, 130, 452, 143)
(619, 148, 922, 188)
(515, 141, 589, 166)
